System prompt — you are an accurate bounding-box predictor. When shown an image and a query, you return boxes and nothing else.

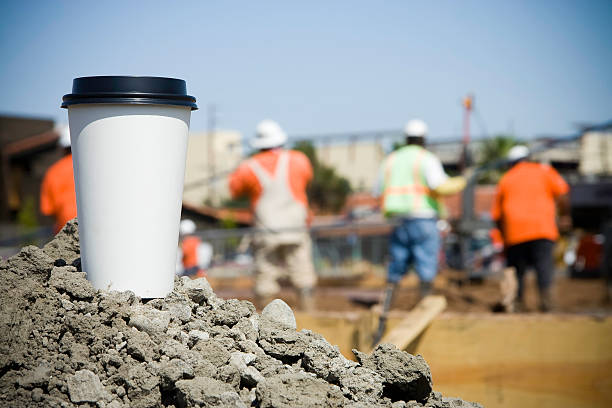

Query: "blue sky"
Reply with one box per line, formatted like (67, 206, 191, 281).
(1, 1, 611, 141)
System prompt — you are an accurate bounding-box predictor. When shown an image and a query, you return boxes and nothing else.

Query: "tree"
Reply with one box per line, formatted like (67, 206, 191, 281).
(293, 141, 352, 213)
(477, 134, 519, 183)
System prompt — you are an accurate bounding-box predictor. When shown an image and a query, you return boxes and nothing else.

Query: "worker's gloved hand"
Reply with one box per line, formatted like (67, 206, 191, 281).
(434, 176, 467, 196)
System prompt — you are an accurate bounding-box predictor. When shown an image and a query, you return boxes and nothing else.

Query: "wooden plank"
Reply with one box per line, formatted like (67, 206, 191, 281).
(376, 295, 447, 350)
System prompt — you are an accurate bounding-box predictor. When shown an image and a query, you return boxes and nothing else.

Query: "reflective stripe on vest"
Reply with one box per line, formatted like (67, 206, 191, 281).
(382, 145, 440, 216)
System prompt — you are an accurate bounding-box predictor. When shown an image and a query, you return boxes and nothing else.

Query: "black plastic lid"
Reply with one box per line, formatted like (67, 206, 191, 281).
(61, 76, 197, 110)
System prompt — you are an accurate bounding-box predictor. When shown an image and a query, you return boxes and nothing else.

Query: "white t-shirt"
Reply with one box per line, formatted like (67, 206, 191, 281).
(422, 153, 449, 190)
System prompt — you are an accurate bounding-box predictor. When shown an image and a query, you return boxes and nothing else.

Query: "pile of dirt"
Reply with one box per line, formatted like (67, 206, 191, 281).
(0, 220, 482, 408)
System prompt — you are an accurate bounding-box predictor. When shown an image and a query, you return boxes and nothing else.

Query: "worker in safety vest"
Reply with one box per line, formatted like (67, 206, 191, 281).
(491, 145, 569, 312)
(177, 219, 212, 277)
(375, 119, 466, 303)
(40, 125, 77, 234)
(229, 120, 316, 311)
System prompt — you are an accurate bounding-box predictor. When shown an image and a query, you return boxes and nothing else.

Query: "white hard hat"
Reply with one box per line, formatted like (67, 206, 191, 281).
(179, 219, 196, 236)
(56, 124, 71, 148)
(404, 119, 428, 138)
(250, 120, 288, 150)
(507, 145, 530, 162)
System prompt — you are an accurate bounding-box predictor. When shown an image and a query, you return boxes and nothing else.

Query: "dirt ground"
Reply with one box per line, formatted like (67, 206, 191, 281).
(211, 270, 612, 314)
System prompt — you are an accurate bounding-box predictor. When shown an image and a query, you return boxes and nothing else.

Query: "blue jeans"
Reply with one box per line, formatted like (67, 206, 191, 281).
(387, 218, 440, 284)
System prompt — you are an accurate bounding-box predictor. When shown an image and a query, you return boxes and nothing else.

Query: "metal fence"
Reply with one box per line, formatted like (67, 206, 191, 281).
(196, 220, 501, 279)
(1, 220, 500, 279)
(196, 222, 392, 279)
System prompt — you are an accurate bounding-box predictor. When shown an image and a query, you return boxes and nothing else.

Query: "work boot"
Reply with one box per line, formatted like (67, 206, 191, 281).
(298, 288, 315, 312)
(419, 281, 433, 299)
(500, 267, 518, 312)
(539, 289, 554, 313)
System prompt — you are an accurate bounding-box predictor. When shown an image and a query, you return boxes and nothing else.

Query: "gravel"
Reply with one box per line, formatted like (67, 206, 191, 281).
(0, 219, 483, 407)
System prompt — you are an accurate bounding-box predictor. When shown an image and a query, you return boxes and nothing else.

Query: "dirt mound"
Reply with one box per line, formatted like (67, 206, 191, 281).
(0, 220, 482, 407)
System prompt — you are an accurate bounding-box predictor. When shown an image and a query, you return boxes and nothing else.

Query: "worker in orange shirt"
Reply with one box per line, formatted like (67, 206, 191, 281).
(40, 125, 77, 234)
(491, 145, 570, 312)
(177, 219, 212, 277)
(229, 120, 316, 311)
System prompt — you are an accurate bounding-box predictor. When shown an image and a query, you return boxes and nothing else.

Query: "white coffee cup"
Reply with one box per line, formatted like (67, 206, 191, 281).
(62, 76, 197, 298)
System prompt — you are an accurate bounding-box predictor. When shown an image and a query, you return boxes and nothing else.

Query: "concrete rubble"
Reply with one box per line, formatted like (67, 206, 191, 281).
(0, 220, 483, 407)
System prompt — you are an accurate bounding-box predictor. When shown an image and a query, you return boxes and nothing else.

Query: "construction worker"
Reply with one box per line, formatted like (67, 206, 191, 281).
(376, 119, 465, 298)
(491, 145, 570, 312)
(229, 120, 316, 310)
(177, 219, 212, 277)
(40, 125, 77, 234)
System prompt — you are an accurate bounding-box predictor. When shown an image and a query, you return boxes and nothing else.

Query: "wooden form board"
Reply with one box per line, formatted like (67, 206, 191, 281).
(375, 295, 447, 350)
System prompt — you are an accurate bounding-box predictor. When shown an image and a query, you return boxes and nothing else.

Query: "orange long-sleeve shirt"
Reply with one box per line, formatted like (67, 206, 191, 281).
(229, 149, 313, 209)
(182, 235, 202, 269)
(40, 154, 77, 233)
(491, 162, 569, 246)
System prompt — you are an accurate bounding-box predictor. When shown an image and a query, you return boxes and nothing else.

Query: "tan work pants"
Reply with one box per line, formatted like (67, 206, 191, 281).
(253, 234, 317, 297)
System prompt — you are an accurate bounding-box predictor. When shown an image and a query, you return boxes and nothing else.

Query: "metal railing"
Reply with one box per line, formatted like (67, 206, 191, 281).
(194, 219, 501, 280)
(194, 222, 392, 279)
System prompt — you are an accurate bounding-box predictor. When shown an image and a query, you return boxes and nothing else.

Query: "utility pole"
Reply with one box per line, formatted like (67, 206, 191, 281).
(207, 104, 216, 205)
(458, 94, 474, 280)
(461, 94, 474, 171)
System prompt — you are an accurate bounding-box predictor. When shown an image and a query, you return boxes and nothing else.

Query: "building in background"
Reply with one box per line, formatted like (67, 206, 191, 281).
(302, 135, 584, 193)
(579, 122, 612, 178)
(428, 139, 485, 173)
(0, 115, 60, 225)
(315, 141, 385, 192)
(182, 130, 243, 207)
(428, 137, 582, 179)
(530, 139, 580, 181)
